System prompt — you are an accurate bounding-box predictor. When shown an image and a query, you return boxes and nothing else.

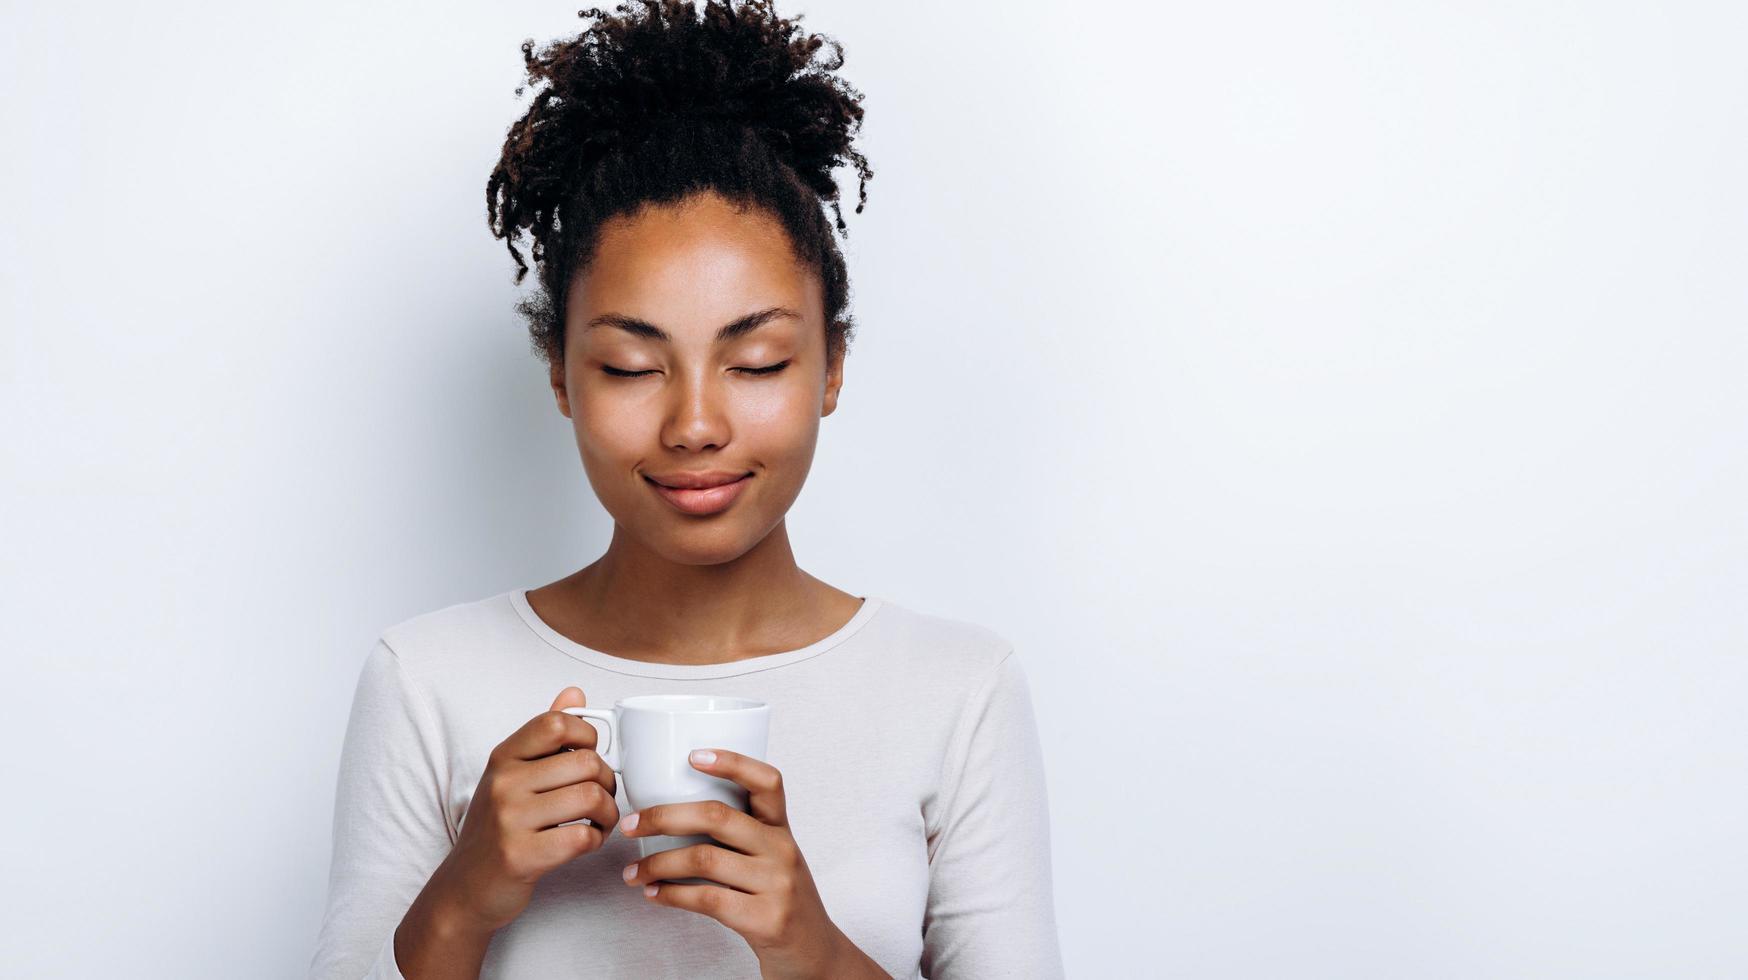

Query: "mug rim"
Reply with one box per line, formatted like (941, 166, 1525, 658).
(615, 694, 768, 714)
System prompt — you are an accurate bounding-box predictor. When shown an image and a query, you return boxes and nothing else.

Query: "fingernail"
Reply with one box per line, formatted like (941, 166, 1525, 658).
(644, 884, 659, 897)
(622, 812, 639, 832)
(690, 749, 716, 766)
(622, 863, 637, 882)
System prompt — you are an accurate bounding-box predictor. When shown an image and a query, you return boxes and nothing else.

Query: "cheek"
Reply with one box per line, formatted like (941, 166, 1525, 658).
(569, 388, 649, 477)
(738, 382, 825, 471)
(737, 379, 817, 433)
(582, 397, 653, 446)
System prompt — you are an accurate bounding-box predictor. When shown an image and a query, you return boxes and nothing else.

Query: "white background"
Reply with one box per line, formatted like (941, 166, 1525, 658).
(4, 1, 1745, 977)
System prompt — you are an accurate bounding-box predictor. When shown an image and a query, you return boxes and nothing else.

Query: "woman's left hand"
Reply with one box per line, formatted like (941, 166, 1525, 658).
(618, 749, 888, 980)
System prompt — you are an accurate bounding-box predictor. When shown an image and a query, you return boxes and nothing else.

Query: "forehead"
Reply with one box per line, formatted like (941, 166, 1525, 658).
(570, 194, 817, 332)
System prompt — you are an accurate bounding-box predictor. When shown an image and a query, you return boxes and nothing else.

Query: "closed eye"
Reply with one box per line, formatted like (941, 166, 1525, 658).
(599, 361, 791, 379)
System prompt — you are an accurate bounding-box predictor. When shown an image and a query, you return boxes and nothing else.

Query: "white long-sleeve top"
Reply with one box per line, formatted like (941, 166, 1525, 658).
(308, 589, 1063, 979)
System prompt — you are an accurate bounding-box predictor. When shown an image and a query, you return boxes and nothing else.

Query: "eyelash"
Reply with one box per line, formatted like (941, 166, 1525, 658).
(601, 361, 791, 379)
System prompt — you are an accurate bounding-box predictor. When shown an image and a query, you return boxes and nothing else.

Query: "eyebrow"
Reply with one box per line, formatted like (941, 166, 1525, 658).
(584, 306, 801, 344)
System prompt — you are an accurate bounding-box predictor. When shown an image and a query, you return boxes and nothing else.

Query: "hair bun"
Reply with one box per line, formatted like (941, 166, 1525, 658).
(514, 0, 870, 216)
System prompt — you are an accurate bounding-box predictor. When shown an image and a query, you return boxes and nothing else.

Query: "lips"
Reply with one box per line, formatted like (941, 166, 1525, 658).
(644, 469, 753, 490)
(643, 472, 752, 516)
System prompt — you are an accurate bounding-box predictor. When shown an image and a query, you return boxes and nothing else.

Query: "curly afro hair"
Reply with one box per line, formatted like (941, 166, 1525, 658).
(485, 0, 873, 372)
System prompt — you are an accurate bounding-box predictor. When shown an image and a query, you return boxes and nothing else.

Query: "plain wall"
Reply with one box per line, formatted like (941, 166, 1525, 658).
(3, 1, 1745, 976)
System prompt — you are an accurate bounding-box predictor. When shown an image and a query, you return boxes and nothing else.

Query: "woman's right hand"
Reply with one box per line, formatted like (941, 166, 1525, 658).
(423, 686, 620, 935)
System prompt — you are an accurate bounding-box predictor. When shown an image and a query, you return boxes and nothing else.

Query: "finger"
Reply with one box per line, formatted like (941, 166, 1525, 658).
(688, 748, 787, 825)
(550, 686, 586, 711)
(620, 800, 770, 854)
(522, 746, 617, 796)
(530, 820, 606, 868)
(622, 843, 763, 893)
(525, 779, 620, 833)
(640, 880, 755, 931)
(497, 709, 599, 762)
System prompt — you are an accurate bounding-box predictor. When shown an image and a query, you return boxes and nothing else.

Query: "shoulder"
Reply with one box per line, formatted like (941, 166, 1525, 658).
(376, 588, 524, 674)
(863, 596, 1019, 689)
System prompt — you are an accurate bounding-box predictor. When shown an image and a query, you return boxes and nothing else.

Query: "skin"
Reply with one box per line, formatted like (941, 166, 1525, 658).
(392, 191, 887, 979)
(531, 189, 864, 661)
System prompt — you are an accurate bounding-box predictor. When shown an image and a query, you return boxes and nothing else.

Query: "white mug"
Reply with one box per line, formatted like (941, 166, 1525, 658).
(563, 695, 771, 864)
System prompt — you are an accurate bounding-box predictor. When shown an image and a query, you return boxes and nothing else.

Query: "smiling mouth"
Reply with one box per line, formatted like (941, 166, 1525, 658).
(642, 473, 753, 515)
(643, 473, 751, 490)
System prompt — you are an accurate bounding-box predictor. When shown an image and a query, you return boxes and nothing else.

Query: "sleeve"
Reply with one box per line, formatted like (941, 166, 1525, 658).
(920, 650, 1065, 979)
(308, 639, 456, 980)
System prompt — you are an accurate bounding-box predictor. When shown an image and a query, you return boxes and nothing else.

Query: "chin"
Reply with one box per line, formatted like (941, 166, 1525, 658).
(647, 525, 762, 566)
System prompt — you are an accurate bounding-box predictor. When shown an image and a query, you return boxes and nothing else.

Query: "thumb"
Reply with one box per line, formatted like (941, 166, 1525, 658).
(550, 686, 587, 711)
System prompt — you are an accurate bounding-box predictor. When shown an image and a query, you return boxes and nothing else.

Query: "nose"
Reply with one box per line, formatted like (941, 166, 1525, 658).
(659, 366, 731, 452)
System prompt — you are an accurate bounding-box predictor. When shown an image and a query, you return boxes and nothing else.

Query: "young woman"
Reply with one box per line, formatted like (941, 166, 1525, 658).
(310, 2, 1062, 977)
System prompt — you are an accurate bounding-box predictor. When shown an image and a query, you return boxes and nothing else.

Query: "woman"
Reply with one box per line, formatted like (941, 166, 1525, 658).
(310, 2, 1062, 977)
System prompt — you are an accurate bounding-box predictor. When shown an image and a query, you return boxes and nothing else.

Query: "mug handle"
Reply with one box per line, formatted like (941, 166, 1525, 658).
(561, 706, 622, 772)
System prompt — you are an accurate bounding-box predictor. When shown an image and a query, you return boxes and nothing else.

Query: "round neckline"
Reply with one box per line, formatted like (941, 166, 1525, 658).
(507, 588, 884, 680)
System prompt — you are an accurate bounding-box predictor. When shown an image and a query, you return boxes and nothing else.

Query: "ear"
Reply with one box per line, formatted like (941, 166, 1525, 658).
(550, 356, 573, 419)
(821, 332, 847, 418)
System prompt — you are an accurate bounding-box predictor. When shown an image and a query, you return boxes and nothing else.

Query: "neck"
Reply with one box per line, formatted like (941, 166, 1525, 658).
(547, 520, 826, 665)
